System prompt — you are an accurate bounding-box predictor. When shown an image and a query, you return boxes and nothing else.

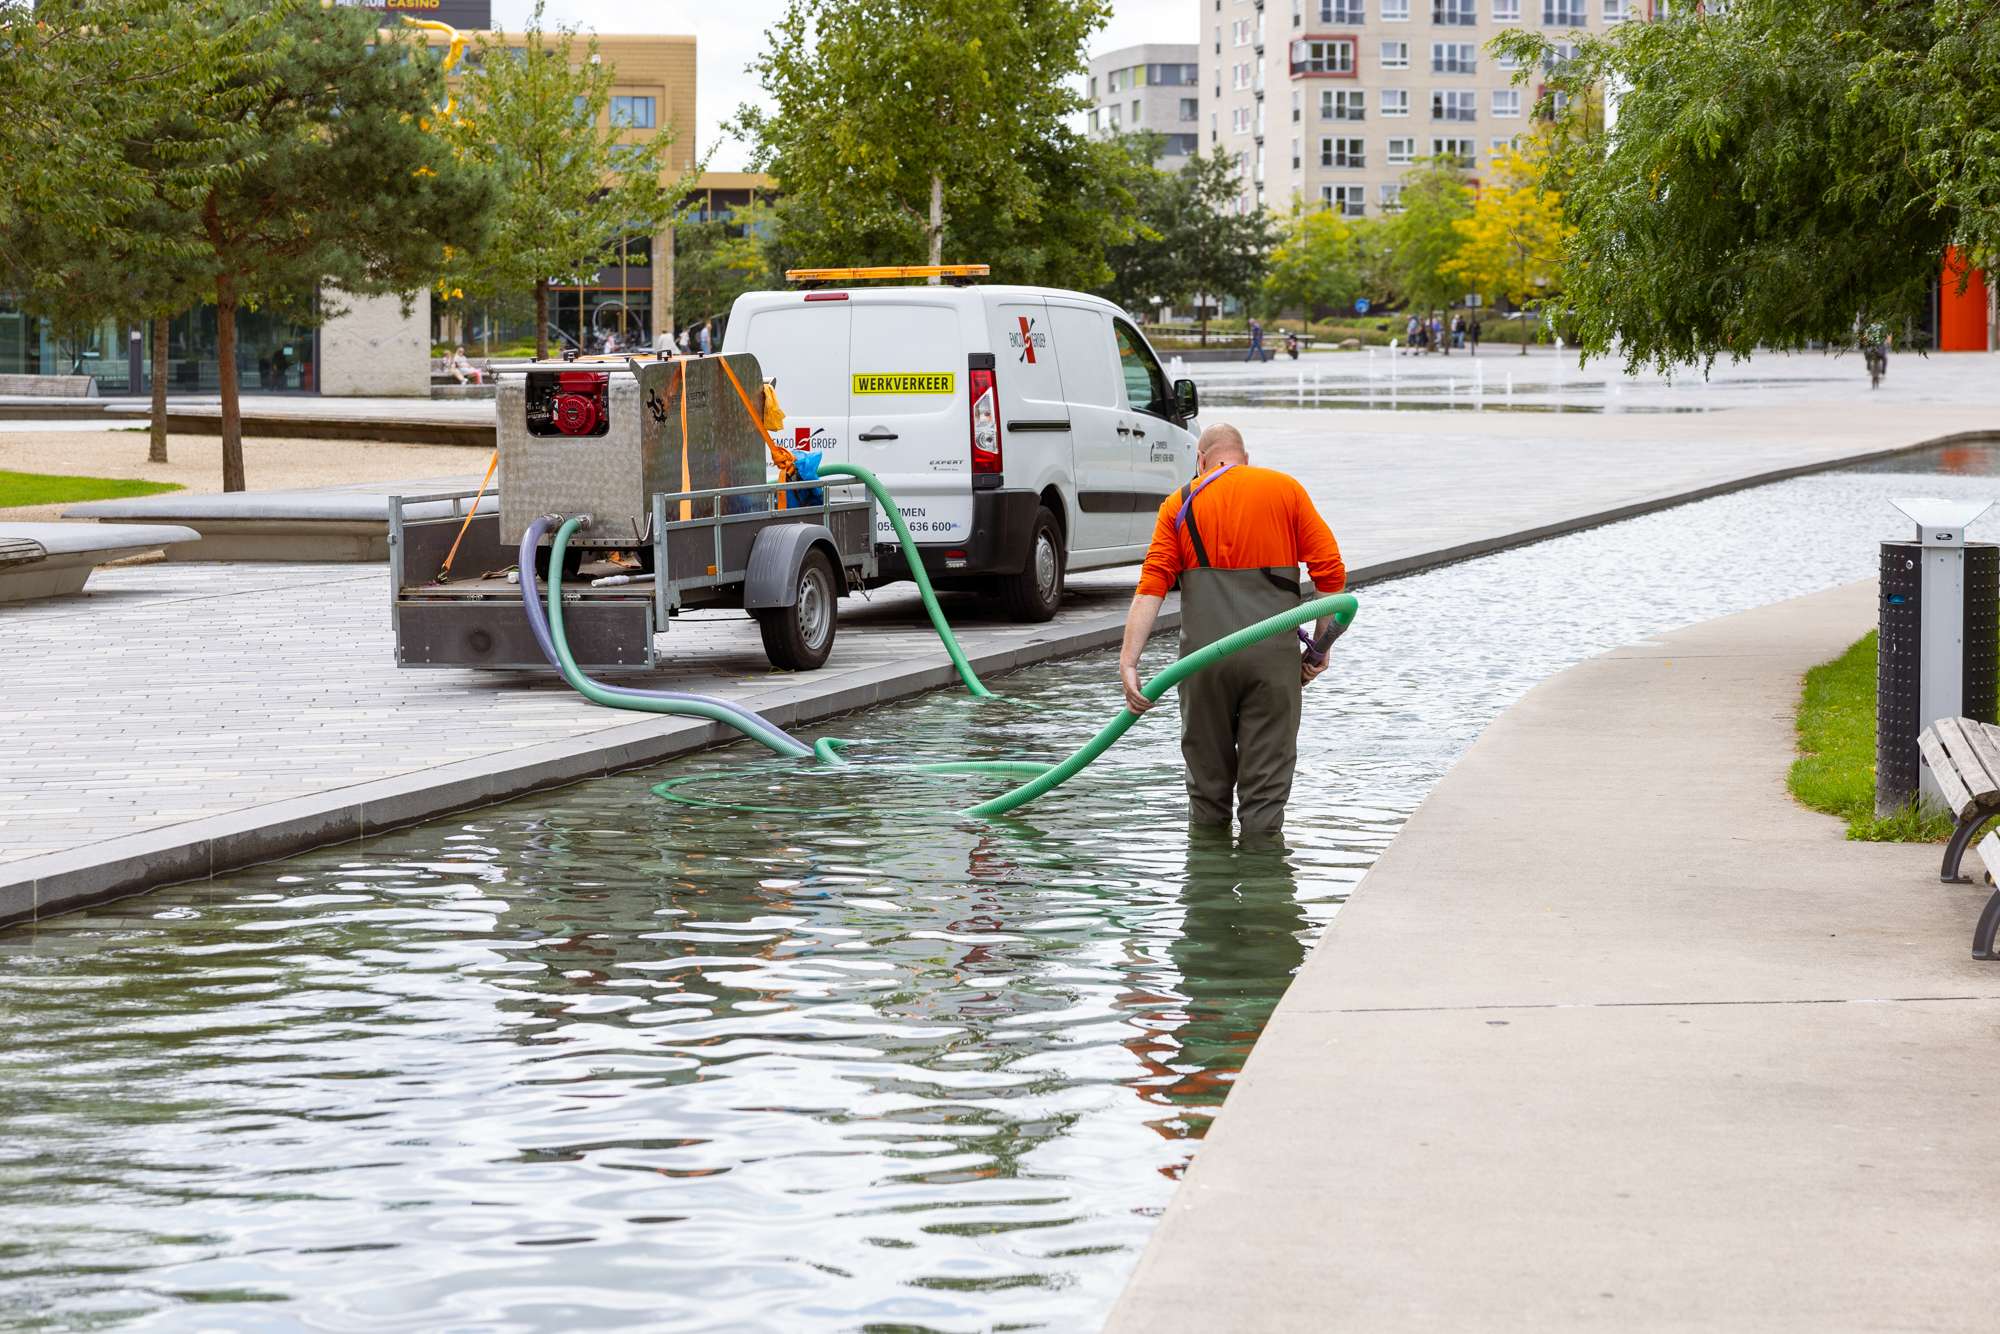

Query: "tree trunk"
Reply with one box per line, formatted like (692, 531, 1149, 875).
(926, 173, 943, 279)
(148, 314, 169, 465)
(217, 288, 245, 493)
(535, 278, 550, 360)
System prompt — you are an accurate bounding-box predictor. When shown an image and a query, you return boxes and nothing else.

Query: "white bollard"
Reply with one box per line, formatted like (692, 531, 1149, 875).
(1505, 371, 1514, 398)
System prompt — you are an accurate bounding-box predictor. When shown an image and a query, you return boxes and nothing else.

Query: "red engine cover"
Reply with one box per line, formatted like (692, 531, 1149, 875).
(551, 392, 600, 435)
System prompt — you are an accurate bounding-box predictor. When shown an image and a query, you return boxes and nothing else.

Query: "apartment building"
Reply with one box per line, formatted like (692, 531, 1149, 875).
(1087, 44, 1203, 170)
(1201, 0, 1632, 217)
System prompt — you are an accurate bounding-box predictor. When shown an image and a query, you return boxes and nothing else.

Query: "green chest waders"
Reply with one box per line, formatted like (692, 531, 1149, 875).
(1173, 474, 1307, 833)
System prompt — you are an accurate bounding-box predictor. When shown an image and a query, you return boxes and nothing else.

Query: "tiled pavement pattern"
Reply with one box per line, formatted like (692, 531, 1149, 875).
(4, 349, 1999, 915)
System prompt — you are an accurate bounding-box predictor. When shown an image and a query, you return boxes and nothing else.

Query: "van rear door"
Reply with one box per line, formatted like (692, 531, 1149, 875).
(848, 300, 972, 544)
(1045, 301, 1130, 550)
(729, 296, 851, 468)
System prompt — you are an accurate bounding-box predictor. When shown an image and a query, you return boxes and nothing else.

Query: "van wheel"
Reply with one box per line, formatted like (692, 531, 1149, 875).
(758, 548, 837, 670)
(996, 506, 1065, 623)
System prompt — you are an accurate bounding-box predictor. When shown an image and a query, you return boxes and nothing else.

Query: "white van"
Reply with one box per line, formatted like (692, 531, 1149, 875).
(722, 276, 1200, 621)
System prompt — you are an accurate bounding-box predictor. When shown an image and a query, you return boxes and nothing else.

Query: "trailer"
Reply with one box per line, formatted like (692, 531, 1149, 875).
(389, 355, 876, 673)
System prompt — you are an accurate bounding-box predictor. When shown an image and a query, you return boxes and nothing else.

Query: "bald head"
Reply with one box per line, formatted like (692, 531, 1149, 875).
(1197, 422, 1248, 471)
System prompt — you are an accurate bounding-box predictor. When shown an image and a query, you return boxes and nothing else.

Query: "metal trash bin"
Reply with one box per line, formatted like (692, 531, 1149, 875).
(1877, 498, 1998, 814)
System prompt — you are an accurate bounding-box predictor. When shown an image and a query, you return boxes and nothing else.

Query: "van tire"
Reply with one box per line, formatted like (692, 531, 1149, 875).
(757, 547, 838, 671)
(996, 506, 1065, 623)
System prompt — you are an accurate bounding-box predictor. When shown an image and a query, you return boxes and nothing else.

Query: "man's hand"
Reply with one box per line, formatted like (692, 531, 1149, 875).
(1121, 660, 1153, 714)
(1302, 653, 1330, 687)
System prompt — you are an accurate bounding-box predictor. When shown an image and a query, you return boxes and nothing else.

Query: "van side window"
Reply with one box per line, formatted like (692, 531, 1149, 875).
(1113, 319, 1170, 417)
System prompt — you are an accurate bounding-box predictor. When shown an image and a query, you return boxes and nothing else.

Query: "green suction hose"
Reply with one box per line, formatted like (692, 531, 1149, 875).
(816, 462, 994, 699)
(955, 591, 1356, 818)
(540, 476, 1359, 822)
(544, 516, 815, 759)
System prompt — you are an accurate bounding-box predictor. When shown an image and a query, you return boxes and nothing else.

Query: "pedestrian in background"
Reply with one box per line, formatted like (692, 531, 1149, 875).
(1469, 317, 1482, 354)
(698, 321, 714, 355)
(1244, 317, 1265, 363)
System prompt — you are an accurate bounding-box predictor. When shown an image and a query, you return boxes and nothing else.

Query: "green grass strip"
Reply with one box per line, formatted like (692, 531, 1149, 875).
(1788, 630, 1953, 842)
(0, 469, 182, 509)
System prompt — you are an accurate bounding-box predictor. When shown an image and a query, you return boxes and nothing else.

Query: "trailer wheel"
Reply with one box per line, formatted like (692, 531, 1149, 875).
(758, 548, 837, 670)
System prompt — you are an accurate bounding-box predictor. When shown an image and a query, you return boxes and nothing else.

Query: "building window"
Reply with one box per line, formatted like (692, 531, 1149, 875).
(1182, 97, 1201, 121)
(1433, 0, 1476, 24)
(1492, 88, 1521, 117)
(1491, 134, 1523, 156)
(1088, 76, 1098, 98)
(1380, 39, 1409, 68)
(1381, 0, 1410, 16)
(1232, 61, 1249, 88)
(1109, 104, 1122, 129)
(1492, 0, 1521, 17)
(1603, 0, 1627, 18)
(1431, 136, 1476, 166)
(1497, 46, 1523, 69)
(1089, 109, 1100, 132)
(1380, 182, 1405, 212)
(1322, 184, 1366, 216)
(1321, 88, 1366, 119)
(1109, 68, 1124, 92)
(1232, 105, 1252, 132)
(1431, 41, 1476, 73)
(1132, 99, 1142, 123)
(1382, 88, 1411, 116)
(1292, 136, 1302, 168)
(1319, 0, 1364, 20)
(1320, 135, 1365, 167)
(1292, 38, 1357, 75)
(1433, 89, 1478, 121)
(610, 95, 655, 129)
(1543, 0, 1585, 23)
(1543, 38, 1578, 70)
(1233, 18, 1252, 43)
(1386, 136, 1415, 164)
(1165, 133, 1201, 155)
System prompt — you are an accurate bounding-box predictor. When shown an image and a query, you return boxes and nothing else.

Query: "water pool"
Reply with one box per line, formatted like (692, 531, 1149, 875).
(4, 450, 1996, 1331)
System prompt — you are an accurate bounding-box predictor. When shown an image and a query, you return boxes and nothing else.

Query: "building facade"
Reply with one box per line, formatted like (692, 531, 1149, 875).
(1201, 0, 1629, 217)
(1086, 44, 1202, 170)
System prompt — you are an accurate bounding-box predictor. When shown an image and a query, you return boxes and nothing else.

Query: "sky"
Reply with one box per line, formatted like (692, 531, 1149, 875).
(498, 1, 1198, 172)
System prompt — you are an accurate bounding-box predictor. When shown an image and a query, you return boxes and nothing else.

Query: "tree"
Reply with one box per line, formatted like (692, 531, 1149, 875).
(675, 201, 777, 331)
(444, 6, 690, 359)
(1493, 2, 1987, 371)
(1442, 139, 1573, 353)
(159, 2, 497, 490)
(1098, 141, 1180, 317)
(1261, 205, 1366, 323)
(0, 0, 288, 463)
(1164, 151, 1279, 342)
(738, 0, 1109, 271)
(1383, 156, 1474, 329)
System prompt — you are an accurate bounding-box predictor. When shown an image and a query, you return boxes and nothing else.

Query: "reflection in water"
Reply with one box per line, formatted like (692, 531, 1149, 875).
(2, 451, 1997, 1329)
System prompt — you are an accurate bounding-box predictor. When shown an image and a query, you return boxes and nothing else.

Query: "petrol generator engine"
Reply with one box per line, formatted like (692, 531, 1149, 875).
(524, 369, 610, 438)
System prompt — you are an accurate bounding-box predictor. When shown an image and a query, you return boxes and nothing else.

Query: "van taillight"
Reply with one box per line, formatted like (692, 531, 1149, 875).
(969, 364, 1002, 475)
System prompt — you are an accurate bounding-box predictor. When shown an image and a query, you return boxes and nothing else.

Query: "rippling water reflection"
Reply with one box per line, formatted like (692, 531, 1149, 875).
(2, 450, 1994, 1330)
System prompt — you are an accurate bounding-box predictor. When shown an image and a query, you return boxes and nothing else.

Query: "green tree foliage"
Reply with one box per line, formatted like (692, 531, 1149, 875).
(1100, 149, 1274, 338)
(0, 0, 288, 463)
(1494, 1, 1995, 370)
(738, 0, 1119, 281)
(674, 201, 777, 331)
(445, 6, 690, 358)
(169, 1, 496, 489)
(1261, 206, 1366, 321)
(1383, 157, 1475, 320)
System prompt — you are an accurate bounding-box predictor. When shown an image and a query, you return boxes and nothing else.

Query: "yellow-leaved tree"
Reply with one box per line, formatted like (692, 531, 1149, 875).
(1442, 136, 1574, 354)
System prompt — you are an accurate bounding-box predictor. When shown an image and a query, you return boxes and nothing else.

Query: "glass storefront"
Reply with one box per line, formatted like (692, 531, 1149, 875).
(0, 299, 318, 395)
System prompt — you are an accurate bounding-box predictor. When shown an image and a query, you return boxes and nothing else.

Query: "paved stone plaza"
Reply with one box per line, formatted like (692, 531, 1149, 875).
(4, 349, 1999, 921)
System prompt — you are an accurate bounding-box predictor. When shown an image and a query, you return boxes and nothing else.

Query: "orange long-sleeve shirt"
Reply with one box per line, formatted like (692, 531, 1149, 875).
(1135, 464, 1346, 599)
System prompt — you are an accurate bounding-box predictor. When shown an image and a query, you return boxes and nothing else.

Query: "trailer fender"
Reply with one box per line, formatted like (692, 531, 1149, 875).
(743, 523, 845, 610)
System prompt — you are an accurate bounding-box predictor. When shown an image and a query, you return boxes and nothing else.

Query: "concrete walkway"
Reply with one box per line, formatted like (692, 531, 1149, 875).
(1106, 580, 2000, 1333)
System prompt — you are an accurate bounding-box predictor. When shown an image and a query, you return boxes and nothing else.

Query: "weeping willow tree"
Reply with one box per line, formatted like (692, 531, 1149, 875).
(1495, 0, 1998, 371)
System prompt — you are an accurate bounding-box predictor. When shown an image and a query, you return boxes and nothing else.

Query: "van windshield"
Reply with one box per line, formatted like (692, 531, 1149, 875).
(1113, 319, 1170, 417)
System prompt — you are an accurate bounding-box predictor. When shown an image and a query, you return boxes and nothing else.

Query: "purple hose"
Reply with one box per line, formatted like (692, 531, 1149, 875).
(517, 516, 813, 752)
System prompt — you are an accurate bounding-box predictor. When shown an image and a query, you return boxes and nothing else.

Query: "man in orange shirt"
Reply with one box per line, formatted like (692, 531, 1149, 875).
(1118, 423, 1347, 833)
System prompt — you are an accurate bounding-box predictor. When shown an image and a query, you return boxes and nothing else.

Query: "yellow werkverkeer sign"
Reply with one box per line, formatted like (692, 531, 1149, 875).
(852, 372, 955, 395)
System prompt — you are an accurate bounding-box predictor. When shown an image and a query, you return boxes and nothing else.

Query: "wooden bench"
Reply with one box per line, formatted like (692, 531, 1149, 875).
(1917, 718, 2000, 884)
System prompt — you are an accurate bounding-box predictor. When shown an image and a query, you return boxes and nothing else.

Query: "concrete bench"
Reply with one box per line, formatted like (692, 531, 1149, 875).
(0, 522, 201, 601)
(66, 477, 490, 561)
(0, 373, 98, 398)
(1917, 717, 2000, 885)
